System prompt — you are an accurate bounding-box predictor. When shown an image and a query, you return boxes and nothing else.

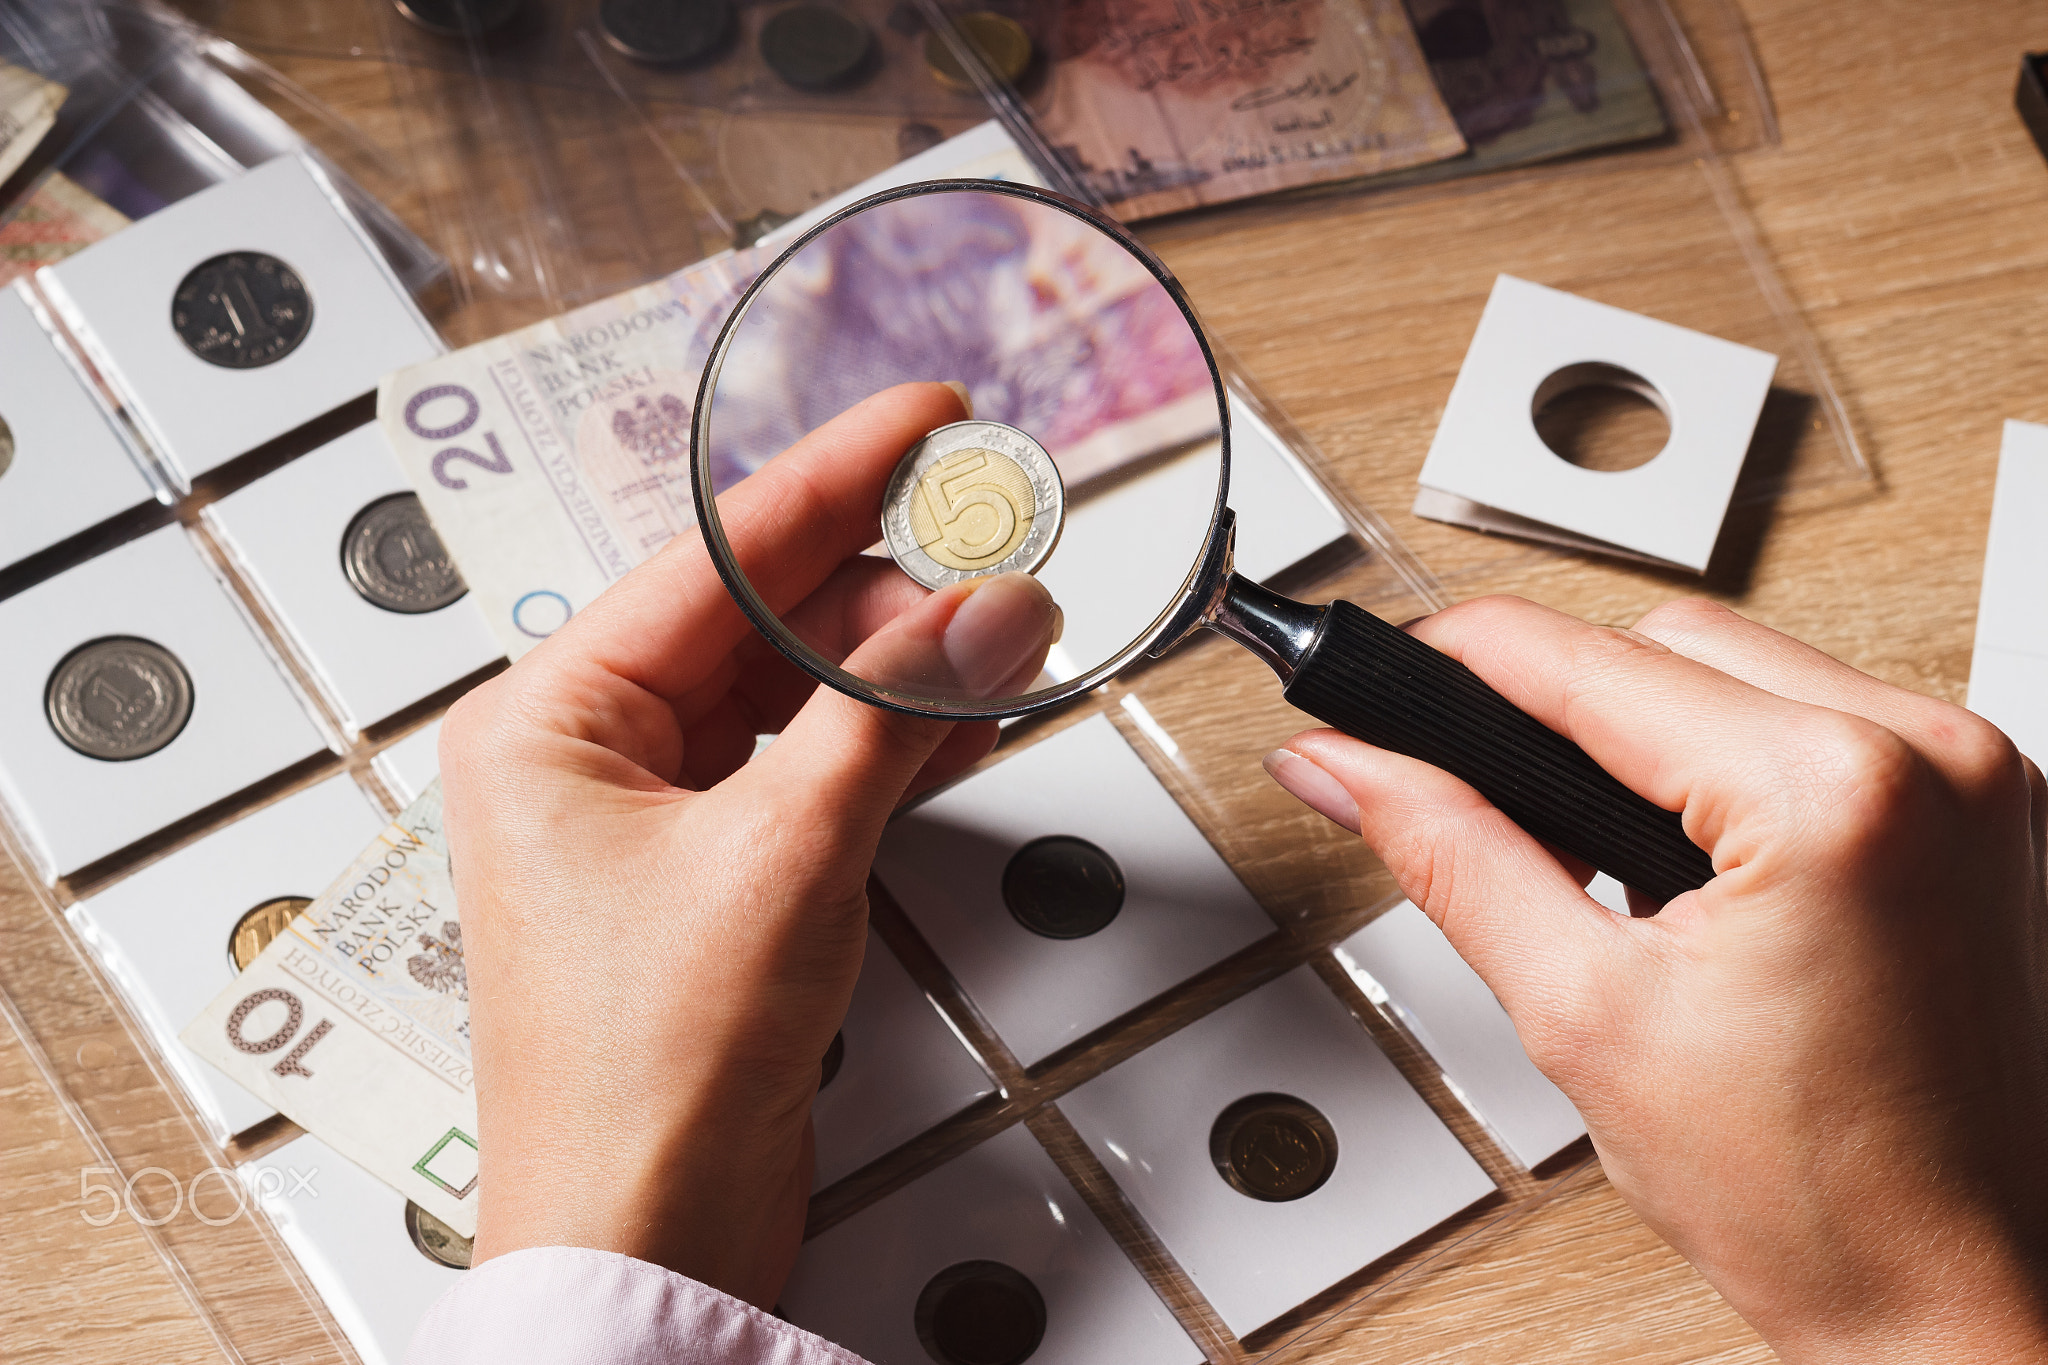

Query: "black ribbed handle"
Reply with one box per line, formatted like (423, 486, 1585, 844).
(1283, 601, 1714, 902)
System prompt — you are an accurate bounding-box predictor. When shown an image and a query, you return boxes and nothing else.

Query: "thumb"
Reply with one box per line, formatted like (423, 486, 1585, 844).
(1269, 728, 1625, 1037)
(744, 571, 1059, 852)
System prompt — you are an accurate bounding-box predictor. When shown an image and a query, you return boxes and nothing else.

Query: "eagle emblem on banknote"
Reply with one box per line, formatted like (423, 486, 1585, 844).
(408, 921, 467, 1001)
(610, 392, 690, 464)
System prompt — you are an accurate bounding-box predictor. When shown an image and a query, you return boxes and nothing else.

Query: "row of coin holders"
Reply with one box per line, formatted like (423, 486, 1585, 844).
(0, 152, 506, 881)
(69, 705, 1595, 1365)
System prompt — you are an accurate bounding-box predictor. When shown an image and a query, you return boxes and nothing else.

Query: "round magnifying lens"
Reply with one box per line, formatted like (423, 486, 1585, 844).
(692, 181, 1227, 719)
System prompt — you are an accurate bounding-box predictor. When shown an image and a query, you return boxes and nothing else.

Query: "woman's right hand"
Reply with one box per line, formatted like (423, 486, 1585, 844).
(1265, 596, 2048, 1363)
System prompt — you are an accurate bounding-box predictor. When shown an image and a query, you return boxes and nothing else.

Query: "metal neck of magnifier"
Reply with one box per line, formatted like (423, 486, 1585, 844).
(1151, 510, 1716, 904)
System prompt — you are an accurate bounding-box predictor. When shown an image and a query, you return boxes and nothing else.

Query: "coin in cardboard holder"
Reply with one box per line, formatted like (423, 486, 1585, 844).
(913, 1260, 1046, 1365)
(45, 636, 195, 762)
(406, 1200, 475, 1269)
(1000, 834, 1123, 940)
(1209, 1093, 1339, 1202)
(229, 895, 312, 972)
(759, 4, 874, 90)
(171, 252, 314, 370)
(600, 0, 735, 65)
(341, 491, 469, 615)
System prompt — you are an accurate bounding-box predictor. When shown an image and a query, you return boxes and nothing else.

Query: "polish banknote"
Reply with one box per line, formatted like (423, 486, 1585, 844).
(183, 782, 481, 1236)
(1030, 0, 1467, 220)
(379, 125, 1217, 660)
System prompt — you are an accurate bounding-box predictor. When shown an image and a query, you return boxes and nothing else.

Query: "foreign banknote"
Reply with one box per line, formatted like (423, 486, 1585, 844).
(1030, 0, 1467, 220)
(0, 58, 64, 187)
(379, 127, 1216, 660)
(183, 782, 481, 1236)
(0, 171, 128, 287)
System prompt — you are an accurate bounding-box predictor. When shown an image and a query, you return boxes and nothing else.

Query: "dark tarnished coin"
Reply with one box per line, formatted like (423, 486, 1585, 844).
(405, 1200, 474, 1269)
(46, 637, 194, 762)
(924, 11, 1032, 92)
(391, 0, 524, 36)
(1209, 1093, 1338, 1203)
(171, 252, 314, 370)
(913, 1260, 1045, 1365)
(229, 896, 312, 973)
(819, 1030, 846, 1089)
(1001, 836, 1123, 940)
(600, 0, 735, 65)
(759, 5, 874, 90)
(342, 493, 468, 614)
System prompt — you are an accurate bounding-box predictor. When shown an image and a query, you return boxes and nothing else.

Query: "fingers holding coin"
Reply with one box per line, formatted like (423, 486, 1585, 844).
(880, 420, 1065, 592)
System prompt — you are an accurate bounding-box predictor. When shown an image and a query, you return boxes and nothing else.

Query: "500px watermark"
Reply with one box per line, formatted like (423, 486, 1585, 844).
(78, 1163, 319, 1228)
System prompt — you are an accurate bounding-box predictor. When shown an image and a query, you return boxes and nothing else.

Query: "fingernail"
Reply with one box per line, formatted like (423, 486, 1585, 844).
(1262, 749, 1360, 834)
(940, 381, 973, 419)
(943, 573, 1057, 697)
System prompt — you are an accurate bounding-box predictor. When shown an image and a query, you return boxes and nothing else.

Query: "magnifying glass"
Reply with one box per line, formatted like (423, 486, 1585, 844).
(692, 181, 1713, 903)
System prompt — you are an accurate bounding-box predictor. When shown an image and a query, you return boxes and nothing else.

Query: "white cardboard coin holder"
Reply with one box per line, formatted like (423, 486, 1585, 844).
(206, 424, 504, 737)
(1967, 420, 2048, 766)
(782, 1121, 1202, 1365)
(872, 712, 1273, 1068)
(67, 774, 389, 1139)
(247, 1133, 464, 1365)
(35, 152, 443, 488)
(1414, 274, 1779, 573)
(0, 284, 163, 570)
(0, 524, 328, 880)
(812, 928, 998, 1189)
(1334, 902, 1585, 1170)
(1057, 965, 1496, 1338)
(374, 717, 445, 805)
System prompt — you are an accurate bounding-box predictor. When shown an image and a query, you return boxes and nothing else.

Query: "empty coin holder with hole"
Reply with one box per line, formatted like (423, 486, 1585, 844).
(67, 774, 388, 1138)
(205, 425, 503, 737)
(812, 928, 998, 1188)
(1967, 420, 2048, 766)
(1334, 902, 1585, 1170)
(35, 153, 442, 487)
(781, 1122, 1202, 1365)
(245, 1133, 465, 1365)
(872, 712, 1272, 1067)
(1413, 274, 1778, 573)
(1058, 965, 1495, 1337)
(374, 716, 443, 805)
(0, 525, 328, 879)
(0, 284, 162, 570)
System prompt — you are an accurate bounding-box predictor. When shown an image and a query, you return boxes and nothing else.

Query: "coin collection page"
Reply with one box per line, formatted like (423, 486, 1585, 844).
(0, 2, 1825, 1363)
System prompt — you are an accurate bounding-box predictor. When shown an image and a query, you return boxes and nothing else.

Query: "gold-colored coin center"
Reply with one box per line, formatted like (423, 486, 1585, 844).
(229, 896, 311, 972)
(907, 447, 1036, 572)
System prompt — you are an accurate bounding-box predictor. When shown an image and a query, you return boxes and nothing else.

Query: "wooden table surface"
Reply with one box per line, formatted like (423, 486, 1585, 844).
(6, 0, 2047, 1361)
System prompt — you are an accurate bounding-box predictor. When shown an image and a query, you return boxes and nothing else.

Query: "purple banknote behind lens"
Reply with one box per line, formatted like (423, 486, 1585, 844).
(703, 191, 1217, 493)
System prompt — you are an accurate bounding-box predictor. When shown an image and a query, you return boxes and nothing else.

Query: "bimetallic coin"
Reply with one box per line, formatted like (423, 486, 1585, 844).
(1001, 836, 1123, 940)
(881, 420, 1064, 591)
(0, 412, 14, 480)
(405, 1200, 474, 1269)
(820, 1030, 846, 1089)
(46, 637, 194, 762)
(342, 493, 469, 614)
(759, 5, 874, 90)
(924, 12, 1032, 92)
(392, 0, 524, 36)
(913, 1260, 1045, 1365)
(600, 0, 734, 66)
(1209, 1093, 1338, 1202)
(171, 252, 313, 370)
(229, 896, 312, 973)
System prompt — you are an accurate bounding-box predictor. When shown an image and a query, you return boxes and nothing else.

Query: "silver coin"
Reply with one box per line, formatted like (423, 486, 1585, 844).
(171, 252, 313, 370)
(46, 637, 195, 762)
(0, 412, 14, 481)
(404, 1200, 474, 1269)
(342, 493, 468, 614)
(880, 420, 1064, 591)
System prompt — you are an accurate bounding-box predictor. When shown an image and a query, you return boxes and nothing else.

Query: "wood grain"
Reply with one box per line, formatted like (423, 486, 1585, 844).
(8, 0, 2047, 1359)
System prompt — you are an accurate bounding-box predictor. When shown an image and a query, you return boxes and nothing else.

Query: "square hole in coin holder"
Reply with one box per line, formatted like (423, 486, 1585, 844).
(0, 284, 163, 572)
(783, 1121, 1202, 1365)
(374, 717, 446, 806)
(0, 524, 329, 881)
(1057, 964, 1496, 1339)
(205, 424, 504, 739)
(66, 773, 390, 1141)
(872, 712, 1275, 1069)
(35, 153, 443, 489)
(245, 1133, 465, 1365)
(813, 928, 999, 1190)
(1334, 902, 1585, 1171)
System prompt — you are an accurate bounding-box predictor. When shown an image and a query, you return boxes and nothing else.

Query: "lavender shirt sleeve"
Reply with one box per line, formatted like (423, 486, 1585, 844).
(405, 1246, 869, 1365)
